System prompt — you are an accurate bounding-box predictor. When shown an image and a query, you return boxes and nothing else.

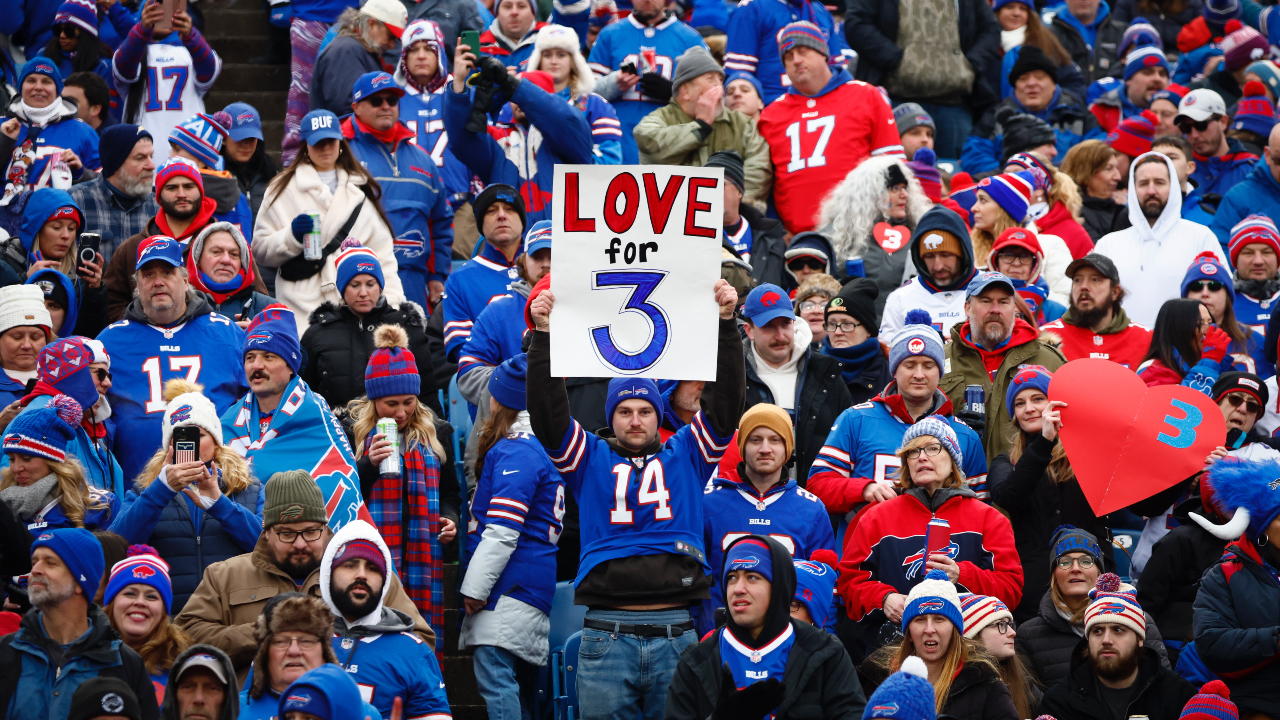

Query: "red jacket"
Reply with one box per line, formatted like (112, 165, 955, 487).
(1039, 316, 1152, 370)
(1036, 202, 1094, 260)
(837, 485, 1023, 619)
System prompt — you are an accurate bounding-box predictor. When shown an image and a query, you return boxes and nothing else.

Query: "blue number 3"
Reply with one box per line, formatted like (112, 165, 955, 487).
(589, 270, 671, 374)
(1157, 398, 1202, 449)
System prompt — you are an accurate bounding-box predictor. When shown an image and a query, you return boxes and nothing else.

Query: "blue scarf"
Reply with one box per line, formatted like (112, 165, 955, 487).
(821, 336, 882, 385)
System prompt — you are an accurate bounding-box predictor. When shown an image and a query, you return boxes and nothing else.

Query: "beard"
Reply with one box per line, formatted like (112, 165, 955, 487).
(973, 316, 1011, 346)
(1072, 295, 1114, 328)
(160, 195, 201, 221)
(631, 5, 663, 22)
(1089, 644, 1141, 681)
(332, 579, 381, 619)
(117, 168, 155, 197)
(29, 576, 75, 610)
(277, 551, 322, 581)
(1141, 197, 1164, 221)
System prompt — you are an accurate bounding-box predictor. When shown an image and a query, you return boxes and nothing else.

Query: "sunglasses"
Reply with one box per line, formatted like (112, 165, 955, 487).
(93, 368, 111, 383)
(364, 94, 400, 108)
(55, 24, 78, 37)
(1176, 117, 1218, 133)
(1187, 280, 1224, 293)
(787, 257, 824, 272)
(1223, 392, 1263, 416)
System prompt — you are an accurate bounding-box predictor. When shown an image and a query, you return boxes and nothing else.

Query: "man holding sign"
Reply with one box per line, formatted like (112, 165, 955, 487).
(526, 165, 743, 716)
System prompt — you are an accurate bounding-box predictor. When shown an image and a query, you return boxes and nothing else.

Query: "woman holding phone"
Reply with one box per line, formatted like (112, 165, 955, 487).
(109, 378, 263, 613)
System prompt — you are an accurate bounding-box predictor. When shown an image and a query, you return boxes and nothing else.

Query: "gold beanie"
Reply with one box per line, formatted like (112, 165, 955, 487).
(737, 403, 795, 462)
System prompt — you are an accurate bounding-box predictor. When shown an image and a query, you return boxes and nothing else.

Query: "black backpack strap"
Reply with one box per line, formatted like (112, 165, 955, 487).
(278, 202, 365, 282)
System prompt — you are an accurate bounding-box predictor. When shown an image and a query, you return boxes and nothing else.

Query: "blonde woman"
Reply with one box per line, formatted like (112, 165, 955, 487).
(348, 324, 460, 646)
(1004, 152, 1093, 261)
(970, 170, 1072, 305)
(104, 546, 192, 704)
(526, 24, 623, 165)
(108, 379, 263, 612)
(0, 394, 115, 530)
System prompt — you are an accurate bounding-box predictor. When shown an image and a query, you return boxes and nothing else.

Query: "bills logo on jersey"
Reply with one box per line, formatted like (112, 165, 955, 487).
(394, 230, 427, 259)
(170, 405, 193, 423)
(907, 338, 926, 355)
(902, 541, 959, 579)
(132, 565, 157, 579)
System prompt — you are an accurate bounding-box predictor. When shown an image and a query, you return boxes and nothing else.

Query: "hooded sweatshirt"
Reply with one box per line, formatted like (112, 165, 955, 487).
(1094, 152, 1228, 326)
(160, 645, 239, 720)
(750, 320, 812, 412)
(4, 189, 107, 335)
(318, 521, 452, 720)
(720, 535, 798, 667)
(881, 205, 979, 340)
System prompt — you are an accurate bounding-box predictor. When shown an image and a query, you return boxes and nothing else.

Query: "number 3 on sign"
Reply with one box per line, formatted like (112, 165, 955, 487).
(1157, 398, 1201, 449)
(589, 269, 671, 374)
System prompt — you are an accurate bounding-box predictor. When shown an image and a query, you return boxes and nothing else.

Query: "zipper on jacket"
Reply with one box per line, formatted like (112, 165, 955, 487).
(378, 143, 400, 178)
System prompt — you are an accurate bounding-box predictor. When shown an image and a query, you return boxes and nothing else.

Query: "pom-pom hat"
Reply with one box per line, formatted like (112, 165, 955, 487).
(1119, 16, 1163, 57)
(364, 324, 419, 400)
(335, 238, 385, 292)
(1180, 680, 1238, 720)
(4, 394, 81, 463)
(794, 549, 838, 628)
(1124, 45, 1169, 80)
(862, 655, 936, 720)
(169, 113, 230, 171)
(1223, 25, 1269, 72)
(900, 416, 963, 471)
(901, 568, 964, 632)
(1005, 365, 1053, 417)
(976, 171, 1039, 223)
(1108, 109, 1159, 158)
(161, 378, 223, 451)
(1181, 250, 1234, 297)
(888, 309, 945, 375)
(55, 0, 100, 37)
(959, 593, 1014, 638)
(1233, 80, 1276, 137)
(154, 156, 204, 198)
(104, 544, 174, 612)
(1083, 572, 1146, 638)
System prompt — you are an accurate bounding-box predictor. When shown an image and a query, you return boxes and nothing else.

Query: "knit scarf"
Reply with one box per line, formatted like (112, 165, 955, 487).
(821, 336, 883, 385)
(0, 474, 59, 521)
(363, 433, 443, 657)
(2, 102, 68, 206)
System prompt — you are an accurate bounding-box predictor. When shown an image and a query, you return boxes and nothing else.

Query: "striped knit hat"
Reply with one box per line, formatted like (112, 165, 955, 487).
(1004, 152, 1055, 188)
(1151, 83, 1189, 108)
(900, 416, 963, 470)
(1005, 364, 1053, 417)
(1108, 109, 1158, 158)
(1205, 0, 1243, 27)
(1229, 214, 1280, 266)
(244, 304, 301, 375)
(154, 156, 204, 198)
(1084, 573, 1146, 639)
(777, 21, 829, 59)
(1232, 80, 1275, 137)
(901, 569, 963, 632)
(335, 238, 385, 292)
(55, 0, 99, 36)
(958, 593, 1014, 638)
(908, 148, 943, 203)
(976, 171, 1039, 223)
(1180, 680, 1238, 720)
(104, 544, 174, 612)
(1124, 45, 1169, 81)
(365, 324, 419, 400)
(1119, 16, 1162, 57)
(169, 113, 230, 171)
(3, 394, 81, 463)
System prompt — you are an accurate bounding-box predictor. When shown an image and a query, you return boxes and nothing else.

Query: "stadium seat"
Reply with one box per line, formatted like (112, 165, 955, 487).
(1111, 529, 1140, 582)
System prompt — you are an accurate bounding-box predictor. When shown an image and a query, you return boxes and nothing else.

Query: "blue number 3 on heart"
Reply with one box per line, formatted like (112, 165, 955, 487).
(1156, 398, 1201, 449)
(589, 270, 671, 374)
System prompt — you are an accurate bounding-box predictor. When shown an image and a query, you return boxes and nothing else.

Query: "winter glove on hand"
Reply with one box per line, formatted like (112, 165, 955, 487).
(1201, 326, 1231, 363)
(712, 663, 785, 720)
(291, 213, 314, 243)
(640, 72, 673, 103)
(269, 1, 292, 28)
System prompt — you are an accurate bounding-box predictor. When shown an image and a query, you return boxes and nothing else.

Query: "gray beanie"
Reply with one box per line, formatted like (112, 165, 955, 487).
(672, 47, 724, 96)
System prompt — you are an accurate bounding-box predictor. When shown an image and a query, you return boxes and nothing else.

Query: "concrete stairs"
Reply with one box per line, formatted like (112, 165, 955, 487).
(441, 562, 488, 720)
(201, 2, 289, 163)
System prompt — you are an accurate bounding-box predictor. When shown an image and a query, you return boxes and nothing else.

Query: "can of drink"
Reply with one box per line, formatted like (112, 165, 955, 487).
(303, 211, 323, 260)
(376, 417, 400, 477)
(845, 257, 865, 278)
(964, 384, 986, 419)
(640, 46, 657, 74)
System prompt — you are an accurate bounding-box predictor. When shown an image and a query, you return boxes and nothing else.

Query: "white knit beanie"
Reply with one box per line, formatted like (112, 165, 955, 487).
(160, 379, 224, 450)
(0, 284, 52, 339)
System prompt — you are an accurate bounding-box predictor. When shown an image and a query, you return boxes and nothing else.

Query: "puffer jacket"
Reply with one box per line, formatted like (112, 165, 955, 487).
(1193, 538, 1280, 717)
(939, 661, 1019, 720)
(1079, 192, 1130, 242)
(300, 299, 440, 415)
(1039, 643, 1196, 720)
(108, 469, 264, 613)
(1136, 488, 1228, 646)
(1016, 589, 1170, 687)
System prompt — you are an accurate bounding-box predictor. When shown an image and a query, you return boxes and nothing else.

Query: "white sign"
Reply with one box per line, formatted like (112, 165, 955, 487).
(550, 164, 724, 380)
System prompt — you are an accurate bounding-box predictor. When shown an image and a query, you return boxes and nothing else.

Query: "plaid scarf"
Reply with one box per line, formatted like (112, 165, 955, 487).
(363, 433, 443, 656)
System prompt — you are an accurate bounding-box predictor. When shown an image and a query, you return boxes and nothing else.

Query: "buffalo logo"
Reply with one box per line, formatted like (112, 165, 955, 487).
(903, 542, 959, 579)
(131, 565, 157, 579)
(917, 600, 945, 613)
(170, 405, 193, 423)
(922, 233, 944, 250)
(395, 230, 427, 259)
(101, 694, 125, 714)
(759, 291, 782, 307)
(795, 560, 829, 576)
(730, 557, 760, 570)
(236, 113, 256, 125)
(310, 115, 334, 131)
(38, 533, 53, 541)
(907, 338, 926, 355)
(1012, 368, 1041, 385)
(1200, 263, 1218, 275)
(247, 332, 272, 346)
(279, 504, 305, 522)
(1009, 230, 1027, 241)
(870, 704, 900, 716)
(1144, 53, 1161, 66)
(285, 695, 311, 706)
(372, 74, 393, 88)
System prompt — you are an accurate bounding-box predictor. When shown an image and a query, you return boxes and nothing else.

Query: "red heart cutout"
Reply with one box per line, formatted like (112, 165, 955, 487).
(873, 222, 911, 254)
(1048, 358, 1226, 516)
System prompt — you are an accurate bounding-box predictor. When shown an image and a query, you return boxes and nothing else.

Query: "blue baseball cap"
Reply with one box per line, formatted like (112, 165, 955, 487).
(222, 102, 263, 142)
(135, 235, 184, 270)
(965, 271, 1016, 298)
(742, 283, 794, 326)
(300, 110, 343, 146)
(524, 220, 552, 256)
(352, 71, 405, 103)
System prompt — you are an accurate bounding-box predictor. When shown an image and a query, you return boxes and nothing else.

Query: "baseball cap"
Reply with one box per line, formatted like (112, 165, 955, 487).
(1065, 253, 1120, 284)
(742, 283, 794, 326)
(135, 236, 184, 271)
(524, 220, 552, 255)
(300, 110, 343, 146)
(1176, 88, 1227, 123)
(359, 0, 408, 37)
(965, 271, 1016, 297)
(222, 102, 263, 142)
(174, 653, 229, 685)
(352, 71, 405, 103)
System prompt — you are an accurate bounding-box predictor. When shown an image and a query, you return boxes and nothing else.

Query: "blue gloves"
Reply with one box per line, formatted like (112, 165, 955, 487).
(269, 2, 293, 29)
(291, 213, 314, 243)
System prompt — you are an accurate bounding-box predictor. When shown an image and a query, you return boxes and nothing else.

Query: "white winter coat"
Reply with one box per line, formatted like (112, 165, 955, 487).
(253, 164, 405, 334)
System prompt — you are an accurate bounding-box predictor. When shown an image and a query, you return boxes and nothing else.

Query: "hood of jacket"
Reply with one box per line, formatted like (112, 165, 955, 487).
(319, 520, 396, 629)
(1125, 151, 1183, 243)
(19, 187, 83, 255)
(163, 644, 240, 720)
(819, 155, 930, 263)
(722, 534, 797, 650)
(199, 171, 245, 215)
(873, 385, 956, 422)
(6, 95, 80, 127)
(28, 267, 79, 335)
(124, 288, 216, 328)
(954, 316, 1041, 356)
(902, 483, 979, 512)
(909, 205, 977, 292)
(1047, 0, 1111, 37)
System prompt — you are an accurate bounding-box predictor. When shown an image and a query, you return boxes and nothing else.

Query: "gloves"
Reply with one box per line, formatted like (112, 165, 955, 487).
(640, 72, 673, 103)
(478, 56, 521, 96)
(291, 213, 314, 243)
(269, 0, 292, 28)
(1201, 326, 1231, 363)
(712, 663, 784, 720)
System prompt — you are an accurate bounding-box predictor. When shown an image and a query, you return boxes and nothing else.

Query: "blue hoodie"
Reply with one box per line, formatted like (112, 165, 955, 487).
(1211, 159, 1280, 254)
(26, 268, 78, 339)
(1045, 0, 1112, 50)
(12, 188, 108, 336)
(277, 665, 367, 720)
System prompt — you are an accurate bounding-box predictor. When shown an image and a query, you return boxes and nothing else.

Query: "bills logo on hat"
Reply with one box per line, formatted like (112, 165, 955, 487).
(731, 557, 760, 569)
(907, 338, 926, 354)
(918, 600, 945, 612)
(1201, 263, 1218, 274)
(1096, 601, 1130, 614)
(38, 533, 53, 541)
(247, 332, 272, 345)
(923, 233, 944, 250)
(285, 695, 311, 706)
(101, 694, 124, 714)
(795, 560, 829, 576)
(1144, 54, 1161, 66)
(357, 262, 377, 274)
(171, 405, 193, 423)
(236, 113, 255, 125)
(372, 74, 393, 88)
(132, 565, 157, 579)
(1242, 378, 1261, 390)
(279, 504, 305, 522)
(870, 704, 900, 716)
(760, 291, 781, 307)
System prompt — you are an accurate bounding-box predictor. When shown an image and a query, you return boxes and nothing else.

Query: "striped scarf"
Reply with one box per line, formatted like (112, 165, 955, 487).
(363, 434, 443, 656)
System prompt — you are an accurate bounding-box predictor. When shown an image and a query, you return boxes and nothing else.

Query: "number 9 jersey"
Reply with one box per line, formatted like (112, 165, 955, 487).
(756, 73, 904, 236)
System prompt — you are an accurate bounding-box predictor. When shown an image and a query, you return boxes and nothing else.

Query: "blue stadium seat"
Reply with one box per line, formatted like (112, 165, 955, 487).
(1111, 529, 1140, 582)
(539, 582, 586, 719)
(548, 581, 586, 651)
(556, 631, 583, 720)
(448, 373, 473, 440)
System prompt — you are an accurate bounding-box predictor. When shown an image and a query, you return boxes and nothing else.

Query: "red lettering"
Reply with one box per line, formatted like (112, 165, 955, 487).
(684, 177, 718, 238)
(564, 173, 595, 232)
(643, 173, 682, 234)
(604, 173, 640, 234)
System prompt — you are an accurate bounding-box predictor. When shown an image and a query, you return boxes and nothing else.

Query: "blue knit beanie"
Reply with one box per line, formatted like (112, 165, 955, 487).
(1205, 0, 1242, 28)
(103, 544, 173, 613)
(888, 309, 945, 376)
(31, 527, 104, 602)
(18, 57, 63, 96)
(1049, 525, 1102, 568)
(863, 656, 936, 720)
(335, 238, 385, 294)
(37, 337, 98, 412)
(488, 354, 528, 411)
(723, 536, 773, 587)
(1181, 250, 1234, 297)
(1125, 46, 1170, 81)
(1004, 364, 1054, 417)
(604, 377, 661, 426)
(901, 568, 964, 633)
(4, 394, 81, 463)
(794, 549, 838, 628)
(243, 304, 301, 375)
(901, 416, 963, 470)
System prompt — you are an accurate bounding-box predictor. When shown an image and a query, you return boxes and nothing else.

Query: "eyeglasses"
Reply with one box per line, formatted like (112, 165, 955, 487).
(269, 635, 321, 651)
(824, 320, 862, 333)
(1176, 116, 1219, 134)
(1224, 392, 1263, 416)
(93, 368, 111, 383)
(995, 252, 1036, 267)
(1187, 280, 1224, 293)
(364, 94, 400, 107)
(787, 257, 825, 272)
(905, 443, 945, 459)
(992, 620, 1016, 635)
(273, 527, 324, 543)
(1056, 556, 1096, 569)
(798, 301, 826, 312)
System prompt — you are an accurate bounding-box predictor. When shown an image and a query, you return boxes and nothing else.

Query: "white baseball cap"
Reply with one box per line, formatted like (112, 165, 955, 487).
(359, 0, 408, 37)
(1176, 88, 1227, 123)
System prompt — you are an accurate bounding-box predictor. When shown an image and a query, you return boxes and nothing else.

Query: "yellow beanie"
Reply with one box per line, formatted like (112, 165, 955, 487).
(737, 404, 795, 462)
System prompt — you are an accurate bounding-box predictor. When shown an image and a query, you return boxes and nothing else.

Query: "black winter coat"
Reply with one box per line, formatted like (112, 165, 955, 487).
(1016, 590, 1170, 687)
(1046, 9, 1128, 82)
(1193, 539, 1280, 717)
(842, 0, 1002, 109)
(1111, 0, 1203, 51)
(664, 620, 867, 720)
(301, 299, 443, 416)
(1079, 193, 1130, 243)
(939, 662, 1020, 720)
(1039, 645, 1196, 720)
(741, 203, 788, 290)
(744, 345, 853, 483)
(1136, 492, 1228, 644)
(988, 434, 1114, 623)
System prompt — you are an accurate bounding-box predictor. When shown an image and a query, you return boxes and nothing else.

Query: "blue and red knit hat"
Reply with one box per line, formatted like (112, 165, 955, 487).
(365, 324, 419, 400)
(1108, 109, 1158, 158)
(793, 549, 838, 628)
(18, 57, 63, 95)
(330, 538, 387, 577)
(1005, 364, 1053, 417)
(1124, 45, 1169, 81)
(169, 113, 230, 171)
(4, 394, 81, 463)
(723, 536, 773, 587)
(1151, 82, 1190, 108)
(1084, 572, 1146, 638)
(958, 593, 1013, 638)
(1229, 214, 1280, 266)
(777, 21, 829, 59)
(604, 377, 662, 425)
(154, 156, 204, 199)
(55, 0, 99, 37)
(244, 304, 301, 375)
(976, 170, 1039, 223)
(1004, 152, 1055, 188)
(1119, 16, 1162, 58)
(900, 416, 963, 470)
(104, 544, 174, 612)
(1181, 250, 1234, 297)
(37, 337, 98, 411)
(335, 238, 385, 293)
(1232, 80, 1276, 137)
(1180, 680, 1238, 720)
(908, 148, 943, 203)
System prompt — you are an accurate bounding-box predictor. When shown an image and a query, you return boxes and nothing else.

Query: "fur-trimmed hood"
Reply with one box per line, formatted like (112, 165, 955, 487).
(818, 155, 932, 263)
(247, 593, 339, 700)
(526, 24, 595, 97)
(162, 645, 240, 720)
(320, 520, 396, 628)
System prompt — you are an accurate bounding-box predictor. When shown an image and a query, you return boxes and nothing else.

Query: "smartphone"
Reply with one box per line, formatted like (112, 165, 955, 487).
(173, 425, 200, 466)
(155, 0, 187, 34)
(77, 233, 100, 275)
(925, 517, 951, 558)
(620, 61, 638, 75)
(461, 30, 481, 55)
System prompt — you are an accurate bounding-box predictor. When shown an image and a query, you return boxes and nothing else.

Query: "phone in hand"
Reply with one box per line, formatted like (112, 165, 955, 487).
(155, 0, 187, 33)
(925, 517, 951, 559)
(620, 61, 638, 75)
(461, 30, 481, 56)
(172, 425, 200, 467)
(77, 233, 100, 276)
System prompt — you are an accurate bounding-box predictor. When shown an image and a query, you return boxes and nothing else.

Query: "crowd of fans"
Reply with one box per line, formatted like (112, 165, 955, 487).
(11, 0, 1280, 716)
